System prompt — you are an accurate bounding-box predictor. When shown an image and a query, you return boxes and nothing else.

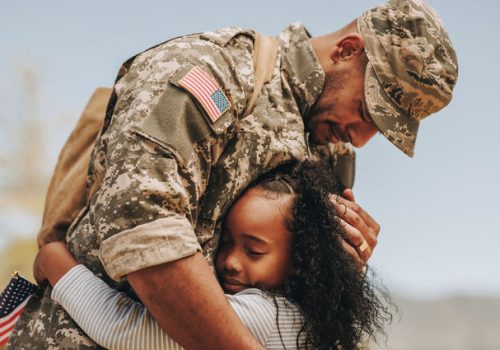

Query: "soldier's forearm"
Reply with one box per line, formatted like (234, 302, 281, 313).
(127, 252, 265, 350)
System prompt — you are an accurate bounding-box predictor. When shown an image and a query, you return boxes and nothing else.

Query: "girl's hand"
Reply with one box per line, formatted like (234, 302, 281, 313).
(33, 241, 79, 287)
(33, 245, 49, 288)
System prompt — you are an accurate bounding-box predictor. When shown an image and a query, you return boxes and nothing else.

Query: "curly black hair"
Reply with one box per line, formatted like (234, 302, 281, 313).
(249, 160, 392, 350)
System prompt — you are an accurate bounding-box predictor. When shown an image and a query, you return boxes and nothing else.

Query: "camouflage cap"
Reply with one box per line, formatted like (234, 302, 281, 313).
(357, 0, 458, 157)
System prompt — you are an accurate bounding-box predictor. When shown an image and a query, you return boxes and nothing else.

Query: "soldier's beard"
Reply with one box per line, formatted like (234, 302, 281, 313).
(305, 68, 350, 141)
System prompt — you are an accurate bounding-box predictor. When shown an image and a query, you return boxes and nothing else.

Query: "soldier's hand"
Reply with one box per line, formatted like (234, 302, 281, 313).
(330, 189, 380, 268)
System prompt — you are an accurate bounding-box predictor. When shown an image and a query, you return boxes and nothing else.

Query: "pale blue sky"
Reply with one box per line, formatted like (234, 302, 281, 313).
(1, 0, 499, 299)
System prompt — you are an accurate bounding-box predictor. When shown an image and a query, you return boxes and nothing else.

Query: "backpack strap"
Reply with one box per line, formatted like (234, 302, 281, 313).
(37, 87, 112, 246)
(243, 33, 279, 116)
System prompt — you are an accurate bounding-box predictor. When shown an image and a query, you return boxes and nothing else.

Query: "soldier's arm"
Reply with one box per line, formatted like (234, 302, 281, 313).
(127, 253, 265, 350)
(83, 131, 265, 350)
(91, 54, 264, 348)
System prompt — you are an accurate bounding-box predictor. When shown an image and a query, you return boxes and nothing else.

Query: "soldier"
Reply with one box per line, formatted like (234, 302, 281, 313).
(9, 0, 457, 349)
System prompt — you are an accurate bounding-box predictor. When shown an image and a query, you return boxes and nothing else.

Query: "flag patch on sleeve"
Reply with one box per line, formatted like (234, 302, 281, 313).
(177, 66, 230, 123)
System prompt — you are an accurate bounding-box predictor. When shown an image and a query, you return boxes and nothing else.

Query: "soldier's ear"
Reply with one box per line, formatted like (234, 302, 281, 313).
(330, 33, 365, 62)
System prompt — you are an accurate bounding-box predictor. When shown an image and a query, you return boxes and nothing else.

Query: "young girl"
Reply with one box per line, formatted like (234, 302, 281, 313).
(35, 161, 391, 350)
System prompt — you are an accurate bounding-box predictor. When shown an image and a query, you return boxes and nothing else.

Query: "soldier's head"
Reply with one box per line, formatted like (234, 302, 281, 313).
(307, 0, 458, 157)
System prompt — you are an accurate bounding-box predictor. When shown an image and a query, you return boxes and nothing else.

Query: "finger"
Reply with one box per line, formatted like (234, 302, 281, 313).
(334, 205, 378, 252)
(331, 194, 373, 221)
(336, 206, 371, 239)
(342, 188, 355, 202)
(340, 239, 364, 269)
(330, 194, 380, 236)
(36, 278, 48, 289)
(334, 202, 378, 258)
(333, 201, 348, 218)
(340, 219, 373, 262)
(339, 218, 365, 247)
(33, 265, 48, 288)
(33, 247, 50, 289)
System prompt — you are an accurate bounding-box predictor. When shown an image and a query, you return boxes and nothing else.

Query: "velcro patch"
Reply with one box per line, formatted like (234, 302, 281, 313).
(177, 66, 230, 123)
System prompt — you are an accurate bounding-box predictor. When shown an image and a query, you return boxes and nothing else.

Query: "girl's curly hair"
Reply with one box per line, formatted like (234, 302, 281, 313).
(249, 160, 392, 350)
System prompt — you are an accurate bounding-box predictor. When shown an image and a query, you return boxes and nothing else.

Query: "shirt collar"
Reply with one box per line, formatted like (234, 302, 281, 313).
(279, 23, 325, 117)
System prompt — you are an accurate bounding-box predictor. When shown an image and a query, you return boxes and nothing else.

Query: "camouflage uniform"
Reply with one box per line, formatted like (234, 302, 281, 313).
(9, 23, 354, 349)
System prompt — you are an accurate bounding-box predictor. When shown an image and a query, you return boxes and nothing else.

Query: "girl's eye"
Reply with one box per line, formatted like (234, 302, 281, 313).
(247, 250, 265, 257)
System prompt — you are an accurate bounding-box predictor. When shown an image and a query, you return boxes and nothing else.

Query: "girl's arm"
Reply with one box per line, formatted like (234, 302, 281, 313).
(34, 241, 79, 287)
(36, 242, 276, 350)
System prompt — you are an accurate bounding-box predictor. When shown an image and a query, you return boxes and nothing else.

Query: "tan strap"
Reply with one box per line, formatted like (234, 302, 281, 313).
(244, 33, 279, 116)
(37, 87, 112, 246)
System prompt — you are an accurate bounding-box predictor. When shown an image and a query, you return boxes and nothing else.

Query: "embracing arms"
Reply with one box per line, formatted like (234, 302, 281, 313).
(36, 243, 275, 350)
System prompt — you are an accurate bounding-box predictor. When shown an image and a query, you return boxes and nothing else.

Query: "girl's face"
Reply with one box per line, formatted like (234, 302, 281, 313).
(215, 187, 293, 294)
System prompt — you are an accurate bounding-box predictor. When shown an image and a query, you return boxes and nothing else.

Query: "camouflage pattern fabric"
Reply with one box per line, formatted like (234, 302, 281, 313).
(9, 23, 355, 349)
(359, 0, 458, 157)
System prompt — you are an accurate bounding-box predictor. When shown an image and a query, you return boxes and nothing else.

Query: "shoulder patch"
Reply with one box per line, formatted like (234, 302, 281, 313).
(177, 66, 230, 123)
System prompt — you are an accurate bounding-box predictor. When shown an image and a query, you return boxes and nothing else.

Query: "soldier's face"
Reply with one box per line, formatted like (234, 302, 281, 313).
(215, 187, 293, 294)
(306, 60, 378, 147)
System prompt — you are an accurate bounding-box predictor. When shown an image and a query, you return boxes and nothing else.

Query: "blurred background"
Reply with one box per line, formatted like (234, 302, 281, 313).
(1, 1, 499, 349)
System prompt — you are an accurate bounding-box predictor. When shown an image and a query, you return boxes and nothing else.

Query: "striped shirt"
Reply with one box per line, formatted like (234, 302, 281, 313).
(52, 265, 304, 349)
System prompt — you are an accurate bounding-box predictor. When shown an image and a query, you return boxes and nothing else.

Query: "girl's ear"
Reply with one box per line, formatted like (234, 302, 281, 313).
(329, 33, 365, 62)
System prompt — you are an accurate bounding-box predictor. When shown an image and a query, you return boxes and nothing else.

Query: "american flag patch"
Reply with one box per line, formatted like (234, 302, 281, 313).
(0, 272, 38, 346)
(177, 66, 230, 123)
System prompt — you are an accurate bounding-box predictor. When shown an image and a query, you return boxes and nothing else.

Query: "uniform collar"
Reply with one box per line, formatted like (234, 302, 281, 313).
(279, 23, 325, 117)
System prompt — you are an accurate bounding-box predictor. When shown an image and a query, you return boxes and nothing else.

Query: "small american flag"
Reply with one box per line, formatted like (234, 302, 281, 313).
(177, 66, 230, 123)
(0, 272, 38, 347)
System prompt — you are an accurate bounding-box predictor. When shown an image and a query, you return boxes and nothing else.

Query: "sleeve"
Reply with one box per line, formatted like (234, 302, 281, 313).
(91, 55, 238, 280)
(51, 266, 277, 350)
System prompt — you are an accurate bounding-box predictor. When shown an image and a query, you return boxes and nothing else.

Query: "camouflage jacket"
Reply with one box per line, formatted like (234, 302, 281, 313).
(9, 23, 355, 349)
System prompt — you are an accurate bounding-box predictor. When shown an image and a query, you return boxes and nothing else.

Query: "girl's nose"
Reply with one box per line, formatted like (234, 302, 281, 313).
(223, 252, 242, 273)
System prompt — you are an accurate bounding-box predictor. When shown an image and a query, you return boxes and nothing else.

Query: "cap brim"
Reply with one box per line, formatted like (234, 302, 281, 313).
(364, 63, 419, 157)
